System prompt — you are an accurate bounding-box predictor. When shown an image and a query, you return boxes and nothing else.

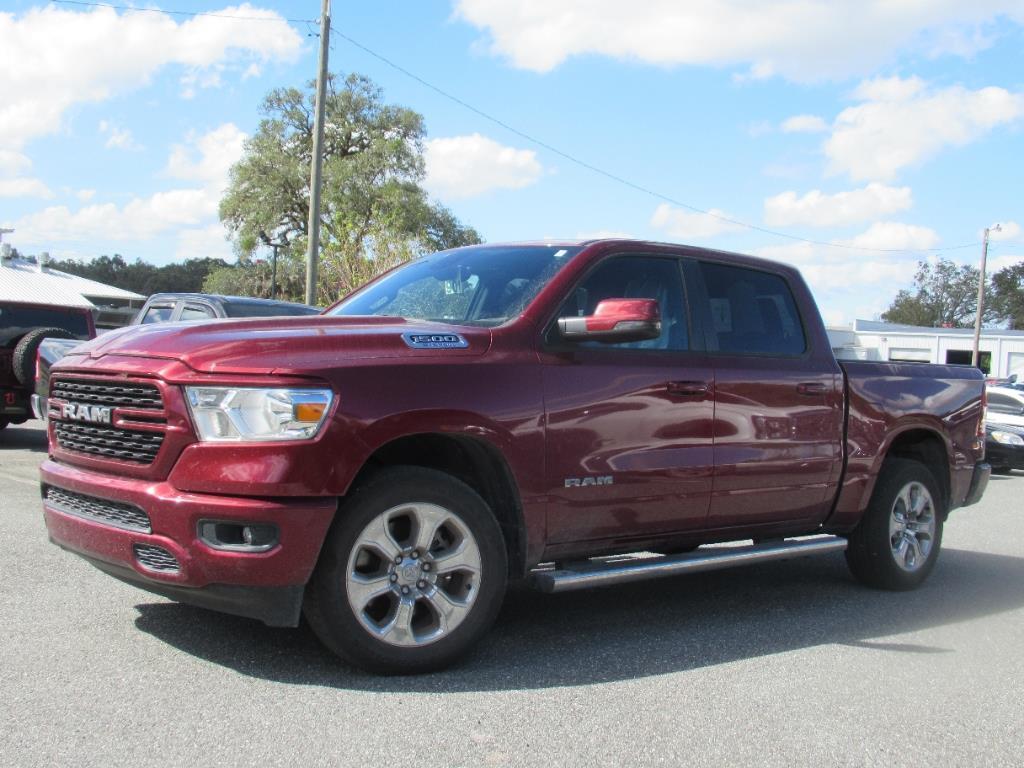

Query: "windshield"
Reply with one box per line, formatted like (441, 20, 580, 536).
(330, 245, 582, 327)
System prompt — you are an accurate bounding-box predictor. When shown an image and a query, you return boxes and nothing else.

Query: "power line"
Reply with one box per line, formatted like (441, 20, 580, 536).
(49, 0, 315, 24)
(330, 26, 983, 255)
(47, 0, 984, 255)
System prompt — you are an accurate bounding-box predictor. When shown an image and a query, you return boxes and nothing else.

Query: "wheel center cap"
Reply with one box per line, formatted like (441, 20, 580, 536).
(397, 561, 420, 584)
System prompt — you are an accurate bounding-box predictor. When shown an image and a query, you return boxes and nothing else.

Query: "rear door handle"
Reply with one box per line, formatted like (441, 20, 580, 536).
(668, 380, 710, 397)
(796, 382, 827, 396)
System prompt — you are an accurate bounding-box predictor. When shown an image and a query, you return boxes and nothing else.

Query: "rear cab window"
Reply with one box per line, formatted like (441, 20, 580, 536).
(179, 304, 217, 321)
(698, 262, 806, 356)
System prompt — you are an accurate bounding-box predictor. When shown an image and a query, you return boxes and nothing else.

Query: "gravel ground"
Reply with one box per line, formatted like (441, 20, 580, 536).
(2, 420, 1022, 767)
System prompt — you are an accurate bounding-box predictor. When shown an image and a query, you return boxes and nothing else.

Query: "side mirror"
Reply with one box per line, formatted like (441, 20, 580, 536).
(558, 298, 661, 343)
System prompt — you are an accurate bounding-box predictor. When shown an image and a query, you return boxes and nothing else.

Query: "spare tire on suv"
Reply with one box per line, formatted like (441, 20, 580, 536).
(12, 327, 75, 391)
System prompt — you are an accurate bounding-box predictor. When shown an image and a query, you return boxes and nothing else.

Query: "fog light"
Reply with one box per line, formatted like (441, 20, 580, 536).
(198, 520, 278, 552)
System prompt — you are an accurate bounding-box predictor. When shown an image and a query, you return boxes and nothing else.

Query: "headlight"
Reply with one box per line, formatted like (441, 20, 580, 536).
(186, 387, 333, 442)
(990, 430, 1024, 446)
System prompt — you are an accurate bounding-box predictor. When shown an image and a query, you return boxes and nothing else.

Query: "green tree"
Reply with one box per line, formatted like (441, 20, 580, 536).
(219, 73, 481, 306)
(882, 258, 988, 328)
(989, 262, 1024, 329)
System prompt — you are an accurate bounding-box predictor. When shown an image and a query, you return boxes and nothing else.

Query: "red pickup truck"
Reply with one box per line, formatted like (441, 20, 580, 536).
(40, 240, 990, 673)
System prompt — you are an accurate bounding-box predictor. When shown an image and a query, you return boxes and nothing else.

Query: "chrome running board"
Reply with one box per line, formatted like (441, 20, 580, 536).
(532, 535, 848, 594)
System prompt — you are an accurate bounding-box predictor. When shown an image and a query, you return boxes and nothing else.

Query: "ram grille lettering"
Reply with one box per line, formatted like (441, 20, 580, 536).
(61, 403, 113, 424)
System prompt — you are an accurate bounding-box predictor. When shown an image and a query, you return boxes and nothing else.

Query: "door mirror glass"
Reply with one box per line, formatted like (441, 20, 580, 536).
(558, 298, 661, 343)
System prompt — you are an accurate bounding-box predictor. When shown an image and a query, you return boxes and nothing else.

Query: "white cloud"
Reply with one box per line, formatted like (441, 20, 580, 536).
(424, 133, 543, 199)
(0, 5, 302, 151)
(0, 177, 54, 199)
(780, 115, 828, 134)
(166, 123, 247, 187)
(989, 221, 1021, 242)
(0, 150, 31, 176)
(11, 124, 246, 247)
(176, 224, 233, 260)
(825, 76, 1024, 181)
(453, 1, 1024, 81)
(650, 204, 743, 240)
(76, 189, 96, 202)
(99, 120, 142, 151)
(763, 183, 913, 228)
(756, 241, 920, 293)
(837, 221, 940, 251)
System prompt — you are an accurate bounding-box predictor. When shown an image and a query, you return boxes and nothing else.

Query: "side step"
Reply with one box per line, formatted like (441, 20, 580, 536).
(532, 535, 848, 594)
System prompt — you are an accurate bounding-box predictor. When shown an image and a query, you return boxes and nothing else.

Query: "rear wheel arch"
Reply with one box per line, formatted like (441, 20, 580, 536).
(882, 428, 951, 517)
(346, 432, 529, 579)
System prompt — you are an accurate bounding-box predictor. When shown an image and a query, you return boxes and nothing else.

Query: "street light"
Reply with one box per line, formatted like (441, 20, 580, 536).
(971, 223, 1002, 369)
(259, 230, 285, 300)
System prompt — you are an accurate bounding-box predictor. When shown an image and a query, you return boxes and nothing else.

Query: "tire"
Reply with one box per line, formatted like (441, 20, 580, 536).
(12, 327, 75, 389)
(0, 417, 7, 430)
(304, 466, 508, 674)
(845, 458, 944, 591)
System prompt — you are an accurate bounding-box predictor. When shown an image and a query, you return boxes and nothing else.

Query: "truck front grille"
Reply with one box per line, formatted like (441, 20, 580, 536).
(54, 422, 164, 463)
(133, 544, 180, 573)
(51, 376, 168, 465)
(44, 486, 151, 533)
(52, 379, 163, 409)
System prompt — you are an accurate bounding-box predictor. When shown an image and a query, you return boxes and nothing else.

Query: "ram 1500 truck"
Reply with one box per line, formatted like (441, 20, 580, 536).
(39, 240, 990, 673)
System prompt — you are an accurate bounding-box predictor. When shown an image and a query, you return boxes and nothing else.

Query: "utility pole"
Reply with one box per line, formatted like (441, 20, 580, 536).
(972, 223, 1002, 369)
(304, 0, 331, 307)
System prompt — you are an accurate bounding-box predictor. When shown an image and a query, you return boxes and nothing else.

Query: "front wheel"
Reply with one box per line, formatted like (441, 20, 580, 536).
(845, 458, 943, 590)
(304, 466, 508, 674)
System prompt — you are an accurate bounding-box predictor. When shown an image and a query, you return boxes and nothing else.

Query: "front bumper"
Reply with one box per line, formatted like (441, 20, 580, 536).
(41, 459, 337, 626)
(985, 442, 1024, 470)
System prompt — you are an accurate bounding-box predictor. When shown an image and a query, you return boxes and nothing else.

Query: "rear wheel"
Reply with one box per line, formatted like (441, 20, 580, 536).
(305, 466, 508, 674)
(845, 458, 943, 590)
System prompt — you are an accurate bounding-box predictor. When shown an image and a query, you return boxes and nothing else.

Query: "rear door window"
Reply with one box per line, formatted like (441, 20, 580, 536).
(698, 262, 806, 356)
(180, 304, 216, 321)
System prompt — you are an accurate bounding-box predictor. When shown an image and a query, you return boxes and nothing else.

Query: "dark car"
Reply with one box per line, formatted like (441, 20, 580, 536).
(1, 301, 95, 429)
(986, 422, 1024, 474)
(133, 293, 320, 324)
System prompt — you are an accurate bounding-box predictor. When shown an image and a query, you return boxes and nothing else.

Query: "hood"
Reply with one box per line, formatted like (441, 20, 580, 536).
(73, 316, 492, 374)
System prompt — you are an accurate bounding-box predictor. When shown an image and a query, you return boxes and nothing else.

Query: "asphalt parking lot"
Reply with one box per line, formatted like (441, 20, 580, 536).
(2, 420, 1022, 767)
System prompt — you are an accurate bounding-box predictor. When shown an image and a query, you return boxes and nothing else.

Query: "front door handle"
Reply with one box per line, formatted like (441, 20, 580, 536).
(796, 382, 827, 396)
(668, 380, 710, 397)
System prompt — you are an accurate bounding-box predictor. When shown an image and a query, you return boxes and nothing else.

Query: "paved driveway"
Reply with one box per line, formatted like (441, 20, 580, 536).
(2, 421, 1021, 766)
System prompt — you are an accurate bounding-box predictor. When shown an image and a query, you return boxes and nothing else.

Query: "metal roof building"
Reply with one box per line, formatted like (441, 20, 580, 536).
(0, 254, 144, 326)
(828, 319, 1024, 378)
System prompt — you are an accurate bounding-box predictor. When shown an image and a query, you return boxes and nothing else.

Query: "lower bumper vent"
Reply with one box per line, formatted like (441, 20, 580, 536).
(133, 544, 180, 573)
(44, 486, 151, 533)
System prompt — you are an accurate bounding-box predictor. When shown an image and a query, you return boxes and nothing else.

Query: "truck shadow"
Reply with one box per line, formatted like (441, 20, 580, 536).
(0, 423, 48, 453)
(133, 547, 1024, 692)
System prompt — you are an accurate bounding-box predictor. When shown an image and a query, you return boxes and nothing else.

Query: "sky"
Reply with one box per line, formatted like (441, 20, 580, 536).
(1, 0, 1023, 324)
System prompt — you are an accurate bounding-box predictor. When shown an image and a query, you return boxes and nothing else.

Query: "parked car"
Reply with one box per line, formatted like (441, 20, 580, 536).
(0, 301, 94, 429)
(38, 240, 989, 673)
(984, 386, 1024, 430)
(985, 422, 1024, 474)
(32, 293, 320, 420)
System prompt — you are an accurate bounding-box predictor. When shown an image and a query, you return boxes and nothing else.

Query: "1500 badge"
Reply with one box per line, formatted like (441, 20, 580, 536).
(402, 333, 469, 349)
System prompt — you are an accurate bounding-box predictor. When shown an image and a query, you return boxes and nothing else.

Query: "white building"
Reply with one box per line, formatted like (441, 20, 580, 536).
(828, 319, 1024, 379)
(0, 250, 145, 328)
